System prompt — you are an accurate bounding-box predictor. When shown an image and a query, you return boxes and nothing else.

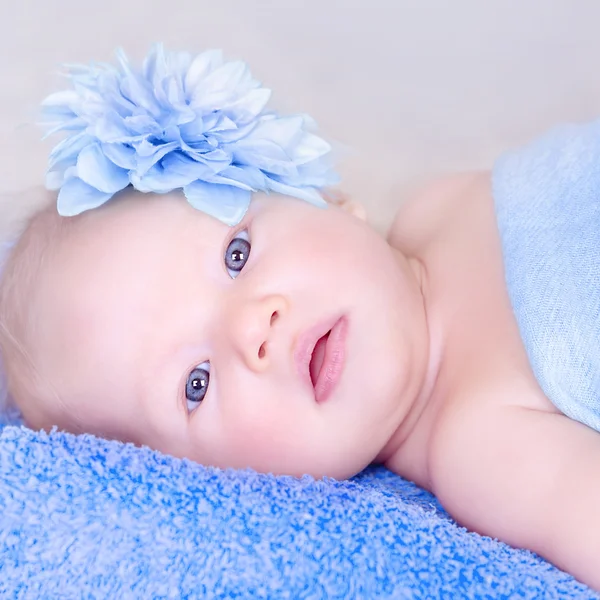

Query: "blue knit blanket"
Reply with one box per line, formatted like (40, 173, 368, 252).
(493, 119, 600, 432)
(0, 425, 595, 598)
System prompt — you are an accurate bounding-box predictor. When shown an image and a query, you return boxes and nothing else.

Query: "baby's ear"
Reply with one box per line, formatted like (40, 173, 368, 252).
(323, 189, 367, 222)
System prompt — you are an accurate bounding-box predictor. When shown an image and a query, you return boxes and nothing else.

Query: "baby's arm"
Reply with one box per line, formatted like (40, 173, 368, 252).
(430, 402, 600, 590)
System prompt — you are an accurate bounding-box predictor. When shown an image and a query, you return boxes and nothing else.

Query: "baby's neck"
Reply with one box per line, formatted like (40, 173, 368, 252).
(374, 255, 444, 487)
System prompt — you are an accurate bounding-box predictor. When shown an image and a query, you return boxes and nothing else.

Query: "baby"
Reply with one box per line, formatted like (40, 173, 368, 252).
(1, 46, 599, 590)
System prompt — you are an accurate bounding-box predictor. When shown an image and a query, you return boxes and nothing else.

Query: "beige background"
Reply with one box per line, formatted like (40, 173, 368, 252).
(2, 0, 600, 232)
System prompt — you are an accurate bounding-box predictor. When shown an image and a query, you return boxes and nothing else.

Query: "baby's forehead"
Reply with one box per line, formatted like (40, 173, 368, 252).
(41, 192, 236, 291)
(43, 192, 226, 311)
(66, 191, 227, 249)
(28, 191, 221, 334)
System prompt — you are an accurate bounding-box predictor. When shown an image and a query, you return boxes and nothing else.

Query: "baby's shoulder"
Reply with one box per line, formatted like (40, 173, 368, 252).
(387, 171, 489, 253)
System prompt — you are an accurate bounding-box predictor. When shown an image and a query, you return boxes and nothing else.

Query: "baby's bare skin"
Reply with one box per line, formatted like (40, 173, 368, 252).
(385, 172, 600, 589)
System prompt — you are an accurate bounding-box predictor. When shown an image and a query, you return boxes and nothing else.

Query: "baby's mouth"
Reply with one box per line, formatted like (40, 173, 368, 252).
(294, 315, 348, 404)
(309, 331, 331, 386)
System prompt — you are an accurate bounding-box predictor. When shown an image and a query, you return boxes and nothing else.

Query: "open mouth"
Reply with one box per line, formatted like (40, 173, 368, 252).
(309, 331, 330, 386)
(295, 316, 348, 404)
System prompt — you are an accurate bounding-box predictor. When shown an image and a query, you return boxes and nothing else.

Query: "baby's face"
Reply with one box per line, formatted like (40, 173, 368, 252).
(30, 191, 428, 478)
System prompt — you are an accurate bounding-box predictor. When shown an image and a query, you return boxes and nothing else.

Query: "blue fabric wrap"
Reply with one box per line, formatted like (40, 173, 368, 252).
(0, 425, 596, 598)
(493, 120, 600, 432)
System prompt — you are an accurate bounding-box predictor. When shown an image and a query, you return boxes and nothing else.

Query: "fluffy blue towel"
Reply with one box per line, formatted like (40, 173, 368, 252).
(0, 424, 596, 598)
(493, 119, 600, 432)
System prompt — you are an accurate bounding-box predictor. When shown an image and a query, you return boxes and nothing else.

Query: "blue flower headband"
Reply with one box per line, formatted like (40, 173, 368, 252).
(41, 44, 338, 226)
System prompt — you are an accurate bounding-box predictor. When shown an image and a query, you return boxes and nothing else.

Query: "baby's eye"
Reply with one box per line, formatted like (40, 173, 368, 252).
(224, 230, 251, 279)
(185, 361, 210, 413)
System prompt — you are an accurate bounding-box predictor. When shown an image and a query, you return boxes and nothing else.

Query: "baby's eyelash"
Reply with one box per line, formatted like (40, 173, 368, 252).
(224, 229, 251, 279)
(185, 361, 210, 413)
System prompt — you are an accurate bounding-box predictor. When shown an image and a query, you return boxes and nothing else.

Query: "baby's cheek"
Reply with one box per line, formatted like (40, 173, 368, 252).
(209, 392, 305, 467)
(222, 401, 284, 449)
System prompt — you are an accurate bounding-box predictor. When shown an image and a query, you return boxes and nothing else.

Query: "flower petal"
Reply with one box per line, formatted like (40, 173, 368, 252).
(117, 60, 161, 120)
(186, 148, 232, 171)
(223, 88, 271, 124)
(131, 152, 214, 192)
(208, 121, 256, 144)
(248, 116, 304, 149)
(48, 131, 91, 171)
(288, 131, 332, 165)
(86, 111, 136, 143)
(41, 90, 80, 109)
(233, 139, 297, 177)
(211, 115, 237, 132)
(133, 140, 179, 175)
(179, 116, 205, 141)
(184, 181, 251, 226)
(190, 61, 253, 111)
(46, 170, 65, 190)
(209, 165, 266, 191)
(161, 152, 216, 180)
(101, 143, 136, 170)
(42, 117, 87, 139)
(265, 177, 327, 208)
(76, 144, 130, 193)
(142, 43, 168, 86)
(184, 49, 223, 96)
(57, 177, 113, 216)
(123, 114, 161, 135)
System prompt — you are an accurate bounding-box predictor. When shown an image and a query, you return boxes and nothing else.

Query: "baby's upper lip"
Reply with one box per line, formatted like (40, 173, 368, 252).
(294, 315, 341, 398)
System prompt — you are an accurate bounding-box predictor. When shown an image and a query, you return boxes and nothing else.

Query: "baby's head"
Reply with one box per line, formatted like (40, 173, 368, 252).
(0, 188, 429, 478)
(0, 45, 430, 478)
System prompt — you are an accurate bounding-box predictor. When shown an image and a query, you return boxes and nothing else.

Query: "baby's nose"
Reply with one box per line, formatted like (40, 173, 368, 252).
(229, 294, 288, 372)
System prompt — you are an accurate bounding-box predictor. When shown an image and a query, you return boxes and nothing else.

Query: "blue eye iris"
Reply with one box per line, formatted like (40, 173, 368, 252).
(225, 231, 251, 278)
(185, 362, 210, 412)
